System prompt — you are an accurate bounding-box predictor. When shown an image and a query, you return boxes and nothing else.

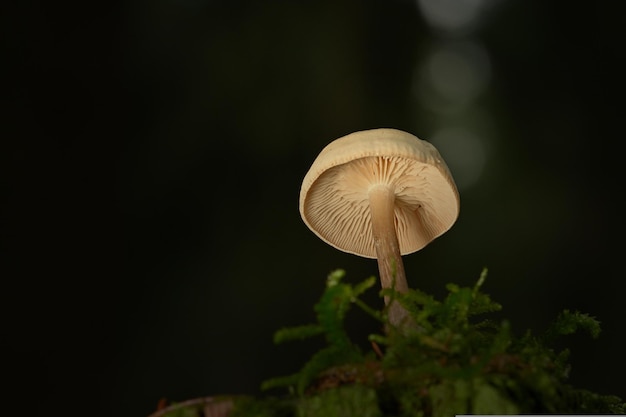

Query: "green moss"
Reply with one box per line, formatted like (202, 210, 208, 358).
(296, 384, 381, 417)
(155, 269, 624, 417)
(256, 269, 625, 416)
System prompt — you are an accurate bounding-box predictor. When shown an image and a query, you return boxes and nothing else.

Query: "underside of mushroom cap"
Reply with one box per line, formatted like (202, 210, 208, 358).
(299, 128, 460, 258)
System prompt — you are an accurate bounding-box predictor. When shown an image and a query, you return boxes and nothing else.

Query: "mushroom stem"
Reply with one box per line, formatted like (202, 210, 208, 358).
(368, 184, 411, 328)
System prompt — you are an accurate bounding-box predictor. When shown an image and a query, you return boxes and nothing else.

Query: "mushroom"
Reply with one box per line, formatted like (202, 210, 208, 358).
(299, 128, 460, 328)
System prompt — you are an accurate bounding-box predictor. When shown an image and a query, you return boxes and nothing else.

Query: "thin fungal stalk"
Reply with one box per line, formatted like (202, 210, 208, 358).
(368, 184, 412, 328)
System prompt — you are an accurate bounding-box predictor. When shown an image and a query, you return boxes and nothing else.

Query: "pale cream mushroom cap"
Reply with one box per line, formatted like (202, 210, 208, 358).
(299, 128, 460, 259)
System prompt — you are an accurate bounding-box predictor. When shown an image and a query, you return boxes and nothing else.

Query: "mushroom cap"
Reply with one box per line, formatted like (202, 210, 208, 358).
(299, 128, 460, 259)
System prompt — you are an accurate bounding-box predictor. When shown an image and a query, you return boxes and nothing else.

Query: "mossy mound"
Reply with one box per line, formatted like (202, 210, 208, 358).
(153, 269, 625, 417)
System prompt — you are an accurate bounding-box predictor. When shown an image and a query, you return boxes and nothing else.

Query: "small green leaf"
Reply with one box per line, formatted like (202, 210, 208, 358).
(273, 324, 324, 344)
(544, 310, 601, 342)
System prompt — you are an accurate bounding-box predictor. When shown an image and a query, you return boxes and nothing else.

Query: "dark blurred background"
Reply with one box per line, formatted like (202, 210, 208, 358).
(3, 1, 625, 416)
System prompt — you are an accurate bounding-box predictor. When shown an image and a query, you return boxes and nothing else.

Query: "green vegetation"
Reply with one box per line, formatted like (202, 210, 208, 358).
(257, 269, 623, 416)
(154, 269, 625, 417)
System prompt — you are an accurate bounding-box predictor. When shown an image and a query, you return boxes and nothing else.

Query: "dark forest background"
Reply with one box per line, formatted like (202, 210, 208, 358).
(3, 1, 625, 416)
